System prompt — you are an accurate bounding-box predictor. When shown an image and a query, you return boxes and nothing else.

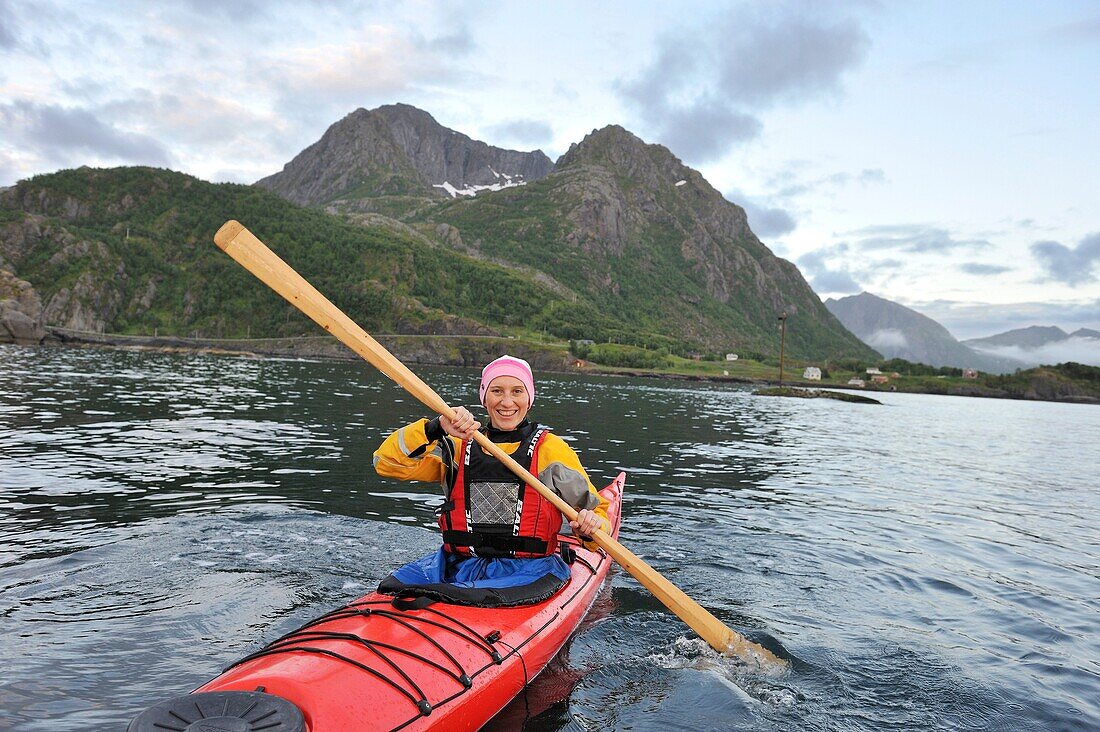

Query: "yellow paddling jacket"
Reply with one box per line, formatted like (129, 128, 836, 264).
(373, 418, 610, 552)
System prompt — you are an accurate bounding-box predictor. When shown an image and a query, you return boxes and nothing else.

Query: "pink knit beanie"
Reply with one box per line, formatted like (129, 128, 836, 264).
(479, 355, 535, 406)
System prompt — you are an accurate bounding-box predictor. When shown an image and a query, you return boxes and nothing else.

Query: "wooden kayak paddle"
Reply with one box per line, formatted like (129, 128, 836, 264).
(213, 220, 785, 669)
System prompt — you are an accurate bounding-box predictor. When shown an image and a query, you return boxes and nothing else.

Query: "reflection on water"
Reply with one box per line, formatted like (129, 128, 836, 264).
(1, 344, 1098, 731)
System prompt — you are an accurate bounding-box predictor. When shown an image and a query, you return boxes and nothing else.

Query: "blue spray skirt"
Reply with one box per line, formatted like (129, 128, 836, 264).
(378, 548, 572, 607)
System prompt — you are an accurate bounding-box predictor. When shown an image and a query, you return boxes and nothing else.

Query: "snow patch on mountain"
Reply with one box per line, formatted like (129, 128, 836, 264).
(433, 177, 528, 197)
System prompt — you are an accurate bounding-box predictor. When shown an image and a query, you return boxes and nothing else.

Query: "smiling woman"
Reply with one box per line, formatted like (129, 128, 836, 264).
(478, 354, 537, 430)
(482, 375, 530, 430)
(372, 354, 610, 605)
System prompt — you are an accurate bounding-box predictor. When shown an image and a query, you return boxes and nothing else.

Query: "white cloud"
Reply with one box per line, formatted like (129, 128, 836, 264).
(912, 298, 1100, 341)
(850, 224, 992, 254)
(959, 262, 1012, 276)
(712, 13, 870, 107)
(796, 247, 862, 295)
(485, 119, 554, 148)
(278, 33, 428, 98)
(971, 336, 1100, 367)
(1047, 15, 1100, 42)
(0, 0, 19, 50)
(1031, 232, 1100, 286)
(615, 6, 870, 163)
(0, 6, 474, 184)
(865, 329, 909, 350)
(0, 100, 173, 170)
(740, 199, 797, 238)
(764, 163, 886, 201)
(258, 28, 466, 142)
(102, 90, 274, 147)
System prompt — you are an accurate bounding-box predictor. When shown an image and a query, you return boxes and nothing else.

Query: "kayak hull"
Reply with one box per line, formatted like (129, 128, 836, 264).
(192, 473, 625, 731)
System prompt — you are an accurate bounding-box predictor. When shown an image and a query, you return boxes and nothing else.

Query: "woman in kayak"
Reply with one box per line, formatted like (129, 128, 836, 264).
(373, 354, 609, 605)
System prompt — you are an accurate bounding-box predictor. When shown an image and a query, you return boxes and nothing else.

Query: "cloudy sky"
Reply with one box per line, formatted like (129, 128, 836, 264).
(2, 0, 1098, 339)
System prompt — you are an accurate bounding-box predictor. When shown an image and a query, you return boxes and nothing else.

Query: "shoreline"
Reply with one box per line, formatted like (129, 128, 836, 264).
(21, 327, 1100, 406)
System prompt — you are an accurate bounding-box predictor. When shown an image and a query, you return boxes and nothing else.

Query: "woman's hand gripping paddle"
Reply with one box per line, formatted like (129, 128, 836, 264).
(213, 220, 786, 670)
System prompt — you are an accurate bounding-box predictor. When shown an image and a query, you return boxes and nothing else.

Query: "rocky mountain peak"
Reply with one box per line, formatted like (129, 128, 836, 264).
(257, 104, 554, 206)
(557, 125, 688, 182)
(554, 124, 733, 227)
(558, 125, 643, 161)
(370, 102, 438, 125)
(826, 291, 955, 339)
(960, 325, 1100, 367)
(550, 124, 758, 263)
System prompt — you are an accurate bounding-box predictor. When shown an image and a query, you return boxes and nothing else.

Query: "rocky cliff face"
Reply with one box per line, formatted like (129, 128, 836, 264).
(0, 205, 129, 333)
(256, 104, 554, 207)
(0, 269, 46, 344)
(422, 124, 873, 357)
(375, 104, 554, 191)
(553, 126, 807, 309)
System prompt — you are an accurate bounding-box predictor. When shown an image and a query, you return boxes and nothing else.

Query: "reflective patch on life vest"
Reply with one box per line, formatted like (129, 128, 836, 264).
(467, 481, 520, 524)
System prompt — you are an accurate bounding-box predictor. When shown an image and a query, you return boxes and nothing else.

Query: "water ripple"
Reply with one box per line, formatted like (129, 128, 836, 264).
(1, 346, 1098, 731)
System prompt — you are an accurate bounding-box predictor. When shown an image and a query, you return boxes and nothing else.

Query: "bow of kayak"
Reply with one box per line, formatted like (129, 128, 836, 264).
(129, 472, 625, 732)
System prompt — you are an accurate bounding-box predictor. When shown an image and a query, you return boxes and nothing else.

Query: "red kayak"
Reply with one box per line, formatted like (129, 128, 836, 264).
(129, 473, 625, 732)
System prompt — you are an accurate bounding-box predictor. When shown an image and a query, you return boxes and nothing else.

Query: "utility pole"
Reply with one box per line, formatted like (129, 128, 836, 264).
(777, 312, 788, 387)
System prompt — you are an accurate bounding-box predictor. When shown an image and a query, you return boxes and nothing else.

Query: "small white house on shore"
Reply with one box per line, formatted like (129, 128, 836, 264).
(803, 366, 822, 381)
(847, 378, 866, 387)
(866, 367, 882, 375)
(725, 353, 738, 361)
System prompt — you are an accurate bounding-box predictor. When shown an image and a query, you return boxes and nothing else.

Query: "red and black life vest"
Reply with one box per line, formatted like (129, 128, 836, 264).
(438, 423, 561, 558)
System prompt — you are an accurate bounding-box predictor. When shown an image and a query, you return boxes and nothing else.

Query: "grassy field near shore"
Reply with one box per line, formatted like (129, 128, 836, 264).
(572, 349, 1099, 404)
(38, 327, 1099, 405)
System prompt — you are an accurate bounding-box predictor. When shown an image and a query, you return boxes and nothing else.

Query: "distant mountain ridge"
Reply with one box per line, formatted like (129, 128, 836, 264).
(257, 104, 554, 208)
(964, 325, 1100, 349)
(964, 325, 1100, 368)
(825, 292, 1022, 373)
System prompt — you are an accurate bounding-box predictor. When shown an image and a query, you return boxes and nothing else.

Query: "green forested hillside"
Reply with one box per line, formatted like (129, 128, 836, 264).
(0, 157, 877, 361)
(0, 167, 565, 339)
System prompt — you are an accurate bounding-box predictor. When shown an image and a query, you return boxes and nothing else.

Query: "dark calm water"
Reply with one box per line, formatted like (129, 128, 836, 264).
(1, 344, 1098, 731)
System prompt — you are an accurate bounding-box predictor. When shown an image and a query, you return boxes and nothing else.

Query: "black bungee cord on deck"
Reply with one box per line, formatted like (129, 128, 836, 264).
(223, 598, 499, 724)
(494, 635, 532, 729)
(212, 548, 602, 730)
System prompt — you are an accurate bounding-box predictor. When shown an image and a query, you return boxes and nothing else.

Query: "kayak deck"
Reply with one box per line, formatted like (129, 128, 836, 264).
(191, 473, 625, 731)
